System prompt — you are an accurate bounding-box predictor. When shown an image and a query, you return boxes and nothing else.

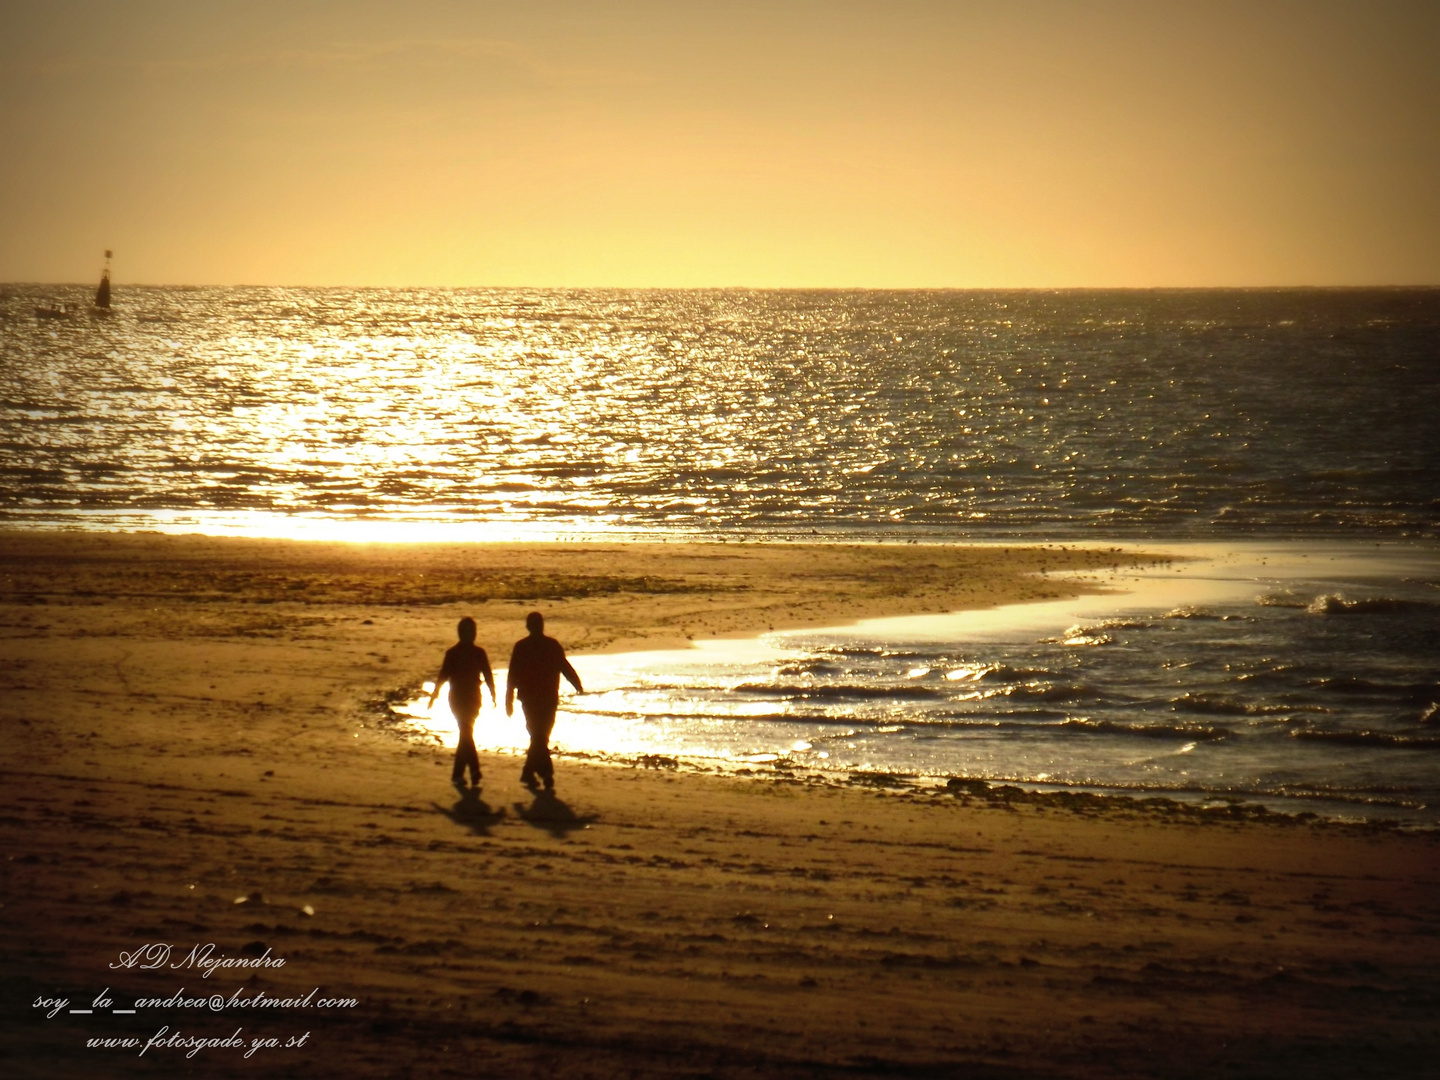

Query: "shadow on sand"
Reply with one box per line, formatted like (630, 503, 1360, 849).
(514, 790, 597, 839)
(432, 787, 505, 836)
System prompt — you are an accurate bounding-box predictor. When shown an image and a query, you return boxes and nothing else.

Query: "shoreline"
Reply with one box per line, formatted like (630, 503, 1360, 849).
(379, 707, 1435, 835)
(3, 530, 1437, 1078)
(368, 535, 1440, 829)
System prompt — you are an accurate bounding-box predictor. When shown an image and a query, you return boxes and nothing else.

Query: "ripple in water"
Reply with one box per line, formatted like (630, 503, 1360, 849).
(2, 286, 1437, 538)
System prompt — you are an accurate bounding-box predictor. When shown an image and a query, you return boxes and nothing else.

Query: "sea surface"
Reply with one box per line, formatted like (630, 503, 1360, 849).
(4, 286, 1438, 822)
(3, 285, 1438, 538)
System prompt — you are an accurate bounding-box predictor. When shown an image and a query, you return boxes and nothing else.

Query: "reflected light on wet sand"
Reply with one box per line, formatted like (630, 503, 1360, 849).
(383, 541, 1440, 825)
(394, 637, 798, 764)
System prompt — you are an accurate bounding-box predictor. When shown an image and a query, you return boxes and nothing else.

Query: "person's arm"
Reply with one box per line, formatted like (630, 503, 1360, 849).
(481, 651, 497, 707)
(559, 650, 583, 695)
(427, 659, 448, 708)
(504, 646, 518, 716)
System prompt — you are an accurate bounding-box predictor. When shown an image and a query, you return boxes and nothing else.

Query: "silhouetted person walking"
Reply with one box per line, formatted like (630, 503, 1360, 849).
(429, 617, 496, 789)
(506, 611, 583, 791)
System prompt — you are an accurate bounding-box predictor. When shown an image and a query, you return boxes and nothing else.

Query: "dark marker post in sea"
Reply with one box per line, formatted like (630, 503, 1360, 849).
(94, 249, 112, 311)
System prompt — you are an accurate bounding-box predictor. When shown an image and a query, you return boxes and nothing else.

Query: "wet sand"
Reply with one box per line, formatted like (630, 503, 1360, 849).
(2, 531, 1436, 1079)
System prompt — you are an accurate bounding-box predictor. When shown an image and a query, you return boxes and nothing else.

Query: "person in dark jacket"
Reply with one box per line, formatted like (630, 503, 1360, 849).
(505, 611, 583, 791)
(428, 617, 496, 788)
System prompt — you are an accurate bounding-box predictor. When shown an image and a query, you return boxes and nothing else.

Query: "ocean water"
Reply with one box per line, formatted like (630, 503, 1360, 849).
(4, 286, 1438, 821)
(2, 286, 1437, 537)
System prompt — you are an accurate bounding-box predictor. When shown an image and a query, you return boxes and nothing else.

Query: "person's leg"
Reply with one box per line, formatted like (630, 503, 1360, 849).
(455, 723, 480, 786)
(451, 739, 466, 785)
(451, 698, 481, 785)
(519, 700, 540, 787)
(533, 704, 557, 790)
(520, 698, 558, 789)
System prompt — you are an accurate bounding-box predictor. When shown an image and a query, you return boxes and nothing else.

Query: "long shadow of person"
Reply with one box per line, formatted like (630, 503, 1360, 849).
(433, 787, 505, 837)
(514, 790, 597, 840)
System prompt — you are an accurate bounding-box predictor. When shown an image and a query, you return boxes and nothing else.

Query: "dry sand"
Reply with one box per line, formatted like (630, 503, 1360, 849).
(1, 531, 1436, 1079)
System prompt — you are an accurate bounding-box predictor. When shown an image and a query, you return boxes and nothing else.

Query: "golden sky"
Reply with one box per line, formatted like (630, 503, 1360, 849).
(2, 1, 1437, 287)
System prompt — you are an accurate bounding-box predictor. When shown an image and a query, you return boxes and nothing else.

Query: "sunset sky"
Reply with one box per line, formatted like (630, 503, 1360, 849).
(2, 0, 1436, 287)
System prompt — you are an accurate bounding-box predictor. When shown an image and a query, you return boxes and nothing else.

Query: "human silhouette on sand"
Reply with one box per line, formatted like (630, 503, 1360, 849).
(506, 611, 583, 792)
(428, 617, 496, 789)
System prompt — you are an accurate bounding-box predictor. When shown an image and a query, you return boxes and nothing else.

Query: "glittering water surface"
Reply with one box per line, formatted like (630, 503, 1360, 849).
(5, 287, 1439, 820)
(2, 286, 1437, 536)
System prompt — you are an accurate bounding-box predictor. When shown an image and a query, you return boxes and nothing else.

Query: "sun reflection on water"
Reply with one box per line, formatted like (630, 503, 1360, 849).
(388, 639, 830, 768)
(10, 288, 1434, 539)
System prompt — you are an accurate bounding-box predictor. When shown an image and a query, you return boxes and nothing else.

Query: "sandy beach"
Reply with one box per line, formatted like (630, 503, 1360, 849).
(2, 532, 1436, 1079)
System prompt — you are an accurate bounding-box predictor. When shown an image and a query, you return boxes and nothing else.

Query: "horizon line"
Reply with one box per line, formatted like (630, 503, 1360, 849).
(8, 281, 1440, 292)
